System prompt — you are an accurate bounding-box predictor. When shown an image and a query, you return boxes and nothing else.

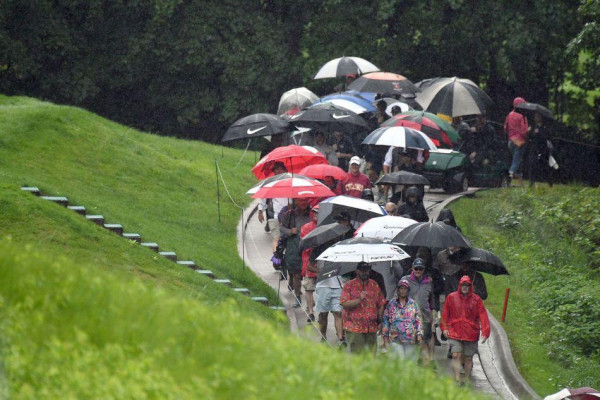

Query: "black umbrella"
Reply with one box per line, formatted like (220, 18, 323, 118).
(287, 104, 369, 135)
(313, 56, 380, 79)
(375, 170, 430, 186)
(515, 102, 554, 120)
(449, 247, 509, 276)
(299, 222, 351, 252)
(222, 113, 290, 142)
(392, 221, 472, 248)
(415, 77, 493, 117)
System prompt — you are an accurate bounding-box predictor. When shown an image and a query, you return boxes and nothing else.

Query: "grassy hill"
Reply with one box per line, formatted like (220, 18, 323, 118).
(0, 95, 478, 399)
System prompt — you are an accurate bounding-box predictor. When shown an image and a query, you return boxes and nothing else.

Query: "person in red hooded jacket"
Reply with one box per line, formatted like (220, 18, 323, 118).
(441, 275, 490, 386)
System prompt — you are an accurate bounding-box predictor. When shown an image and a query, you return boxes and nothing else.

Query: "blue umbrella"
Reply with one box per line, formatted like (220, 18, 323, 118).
(311, 93, 376, 113)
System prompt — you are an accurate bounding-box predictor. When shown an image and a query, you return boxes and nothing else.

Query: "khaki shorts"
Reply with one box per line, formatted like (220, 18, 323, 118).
(302, 277, 317, 291)
(267, 219, 281, 238)
(448, 339, 478, 357)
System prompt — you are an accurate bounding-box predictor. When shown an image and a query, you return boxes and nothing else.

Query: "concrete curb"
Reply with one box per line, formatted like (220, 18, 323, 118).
(437, 188, 541, 400)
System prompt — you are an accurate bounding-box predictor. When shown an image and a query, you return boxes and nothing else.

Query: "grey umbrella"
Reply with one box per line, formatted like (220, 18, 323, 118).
(375, 170, 430, 186)
(515, 102, 554, 120)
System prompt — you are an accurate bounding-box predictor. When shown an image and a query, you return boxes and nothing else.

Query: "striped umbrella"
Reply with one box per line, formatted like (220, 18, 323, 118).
(250, 176, 336, 199)
(361, 126, 438, 150)
(416, 77, 493, 117)
(382, 111, 460, 148)
(314, 56, 380, 79)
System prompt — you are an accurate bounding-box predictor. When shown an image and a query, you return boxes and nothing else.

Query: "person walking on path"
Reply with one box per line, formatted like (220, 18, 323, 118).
(280, 198, 312, 308)
(441, 275, 490, 386)
(527, 111, 555, 188)
(300, 205, 319, 322)
(402, 258, 436, 363)
(340, 261, 386, 354)
(504, 97, 529, 187)
(382, 279, 423, 361)
(396, 186, 428, 222)
(257, 161, 290, 254)
(337, 156, 372, 198)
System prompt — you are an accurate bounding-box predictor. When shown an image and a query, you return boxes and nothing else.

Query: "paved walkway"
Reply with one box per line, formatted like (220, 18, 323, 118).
(237, 188, 538, 399)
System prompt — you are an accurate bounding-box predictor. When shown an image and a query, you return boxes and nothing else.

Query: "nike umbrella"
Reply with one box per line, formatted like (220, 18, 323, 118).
(222, 113, 290, 142)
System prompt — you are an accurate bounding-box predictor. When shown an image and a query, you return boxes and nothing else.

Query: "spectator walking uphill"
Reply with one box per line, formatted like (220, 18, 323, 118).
(382, 279, 423, 361)
(396, 186, 428, 222)
(337, 156, 372, 198)
(441, 276, 490, 386)
(401, 258, 436, 363)
(257, 162, 289, 255)
(300, 205, 320, 322)
(504, 97, 529, 187)
(332, 131, 357, 171)
(280, 198, 312, 308)
(340, 262, 386, 354)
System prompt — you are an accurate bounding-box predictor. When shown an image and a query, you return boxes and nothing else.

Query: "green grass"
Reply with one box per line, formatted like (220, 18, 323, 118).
(0, 95, 484, 399)
(449, 185, 600, 395)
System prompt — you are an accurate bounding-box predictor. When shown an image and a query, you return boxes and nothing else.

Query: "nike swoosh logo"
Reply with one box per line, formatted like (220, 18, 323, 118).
(332, 113, 350, 119)
(247, 126, 267, 135)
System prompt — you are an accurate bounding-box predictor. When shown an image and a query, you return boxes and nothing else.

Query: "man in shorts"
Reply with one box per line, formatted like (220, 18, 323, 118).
(441, 275, 490, 386)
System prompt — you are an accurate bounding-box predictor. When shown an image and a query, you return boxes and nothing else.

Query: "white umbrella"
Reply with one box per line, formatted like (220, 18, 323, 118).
(317, 195, 387, 228)
(316, 237, 410, 263)
(314, 56, 379, 79)
(361, 126, 438, 150)
(278, 87, 319, 115)
(415, 77, 493, 117)
(354, 215, 418, 242)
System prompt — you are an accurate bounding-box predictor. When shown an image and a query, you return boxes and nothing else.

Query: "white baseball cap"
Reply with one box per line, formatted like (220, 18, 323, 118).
(350, 156, 362, 165)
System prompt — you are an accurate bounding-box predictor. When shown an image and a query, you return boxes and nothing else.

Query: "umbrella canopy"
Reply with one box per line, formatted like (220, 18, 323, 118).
(298, 164, 347, 180)
(449, 247, 509, 276)
(316, 237, 410, 263)
(251, 176, 336, 199)
(375, 170, 430, 186)
(544, 387, 600, 400)
(298, 222, 351, 252)
(318, 195, 387, 228)
(246, 173, 313, 195)
(392, 221, 472, 248)
(385, 101, 412, 117)
(354, 215, 418, 242)
(415, 77, 493, 117)
(361, 126, 438, 150)
(313, 56, 380, 79)
(278, 87, 319, 115)
(515, 102, 554, 120)
(382, 110, 460, 148)
(251, 145, 328, 179)
(311, 93, 376, 114)
(222, 113, 290, 142)
(348, 72, 420, 96)
(287, 104, 370, 135)
(310, 99, 371, 115)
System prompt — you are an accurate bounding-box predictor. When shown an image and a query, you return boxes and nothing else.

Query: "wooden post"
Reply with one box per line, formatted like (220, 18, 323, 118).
(215, 160, 221, 223)
(501, 288, 510, 322)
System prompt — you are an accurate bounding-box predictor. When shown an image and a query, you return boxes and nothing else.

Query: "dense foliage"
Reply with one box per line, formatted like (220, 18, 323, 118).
(1, 0, 598, 143)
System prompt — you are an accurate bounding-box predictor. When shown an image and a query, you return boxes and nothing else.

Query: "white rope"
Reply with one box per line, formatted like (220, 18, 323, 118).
(234, 139, 252, 169)
(215, 160, 244, 210)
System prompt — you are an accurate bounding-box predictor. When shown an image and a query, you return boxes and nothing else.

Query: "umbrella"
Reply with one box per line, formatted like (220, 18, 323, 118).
(298, 222, 351, 252)
(287, 104, 370, 135)
(544, 387, 600, 400)
(313, 56, 380, 79)
(382, 110, 460, 148)
(385, 101, 412, 117)
(251, 176, 336, 199)
(316, 237, 410, 263)
(361, 126, 438, 150)
(298, 164, 347, 180)
(310, 99, 371, 115)
(246, 173, 313, 195)
(251, 145, 328, 179)
(415, 77, 493, 117)
(311, 93, 376, 114)
(222, 113, 289, 142)
(449, 247, 509, 276)
(317, 195, 387, 228)
(515, 102, 554, 120)
(375, 170, 430, 186)
(354, 215, 417, 242)
(348, 72, 420, 96)
(278, 87, 319, 115)
(392, 221, 472, 248)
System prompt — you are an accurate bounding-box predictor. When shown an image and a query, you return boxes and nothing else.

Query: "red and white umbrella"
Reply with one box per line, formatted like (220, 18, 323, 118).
(544, 387, 600, 400)
(250, 176, 336, 199)
(298, 164, 347, 180)
(354, 215, 418, 242)
(251, 145, 328, 180)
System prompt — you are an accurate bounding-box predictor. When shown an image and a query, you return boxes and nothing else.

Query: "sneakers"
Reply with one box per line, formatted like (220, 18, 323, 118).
(307, 313, 315, 323)
(293, 298, 302, 308)
(338, 340, 347, 349)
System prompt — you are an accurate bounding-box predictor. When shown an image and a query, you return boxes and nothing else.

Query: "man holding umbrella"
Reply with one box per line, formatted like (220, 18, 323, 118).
(441, 276, 490, 386)
(340, 261, 386, 353)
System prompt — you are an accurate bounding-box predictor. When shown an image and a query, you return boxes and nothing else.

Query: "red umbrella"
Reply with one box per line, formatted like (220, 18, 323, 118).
(298, 164, 347, 180)
(251, 145, 328, 180)
(382, 111, 459, 148)
(250, 177, 336, 199)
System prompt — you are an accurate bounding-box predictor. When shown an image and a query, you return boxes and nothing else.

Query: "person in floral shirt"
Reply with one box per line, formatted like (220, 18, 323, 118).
(340, 262, 386, 354)
(382, 279, 423, 360)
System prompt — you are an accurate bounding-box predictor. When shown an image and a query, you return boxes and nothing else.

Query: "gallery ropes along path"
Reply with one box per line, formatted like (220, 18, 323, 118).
(239, 186, 541, 399)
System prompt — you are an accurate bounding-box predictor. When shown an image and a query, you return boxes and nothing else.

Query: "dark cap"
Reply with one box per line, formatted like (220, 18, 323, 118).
(356, 261, 371, 270)
(333, 211, 351, 222)
(271, 161, 286, 172)
(412, 258, 426, 269)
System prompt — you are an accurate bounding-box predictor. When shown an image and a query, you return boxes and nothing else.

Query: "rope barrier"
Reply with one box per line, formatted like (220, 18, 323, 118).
(234, 139, 252, 169)
(215, 160, 245, 210)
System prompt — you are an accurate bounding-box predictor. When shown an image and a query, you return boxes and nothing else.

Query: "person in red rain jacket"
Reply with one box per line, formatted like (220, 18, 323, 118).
(300, 204, 319, 322)
(441, 275, 490, 386)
